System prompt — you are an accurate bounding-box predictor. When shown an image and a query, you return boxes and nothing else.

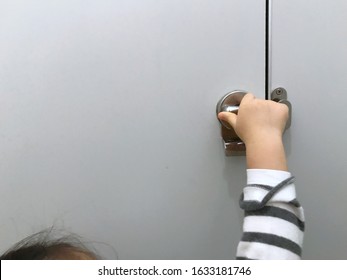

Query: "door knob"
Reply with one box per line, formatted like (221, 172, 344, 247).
(216, 88, 291, 156)
(216, 90, 247, 156)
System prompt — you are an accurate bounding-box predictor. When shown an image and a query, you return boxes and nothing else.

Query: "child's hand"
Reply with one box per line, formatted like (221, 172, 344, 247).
(218, 93, 289, 146)
(218, 93, 289, 171)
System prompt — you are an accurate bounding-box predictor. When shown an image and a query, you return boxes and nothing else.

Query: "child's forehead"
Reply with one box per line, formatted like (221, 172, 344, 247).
(46, 250, 96, 260)
(66, 251, 96, 260)
(46, 245, 97, 260)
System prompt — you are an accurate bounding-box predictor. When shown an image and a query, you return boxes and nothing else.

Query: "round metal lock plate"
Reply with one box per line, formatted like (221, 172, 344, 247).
(216, 90, 247, 129)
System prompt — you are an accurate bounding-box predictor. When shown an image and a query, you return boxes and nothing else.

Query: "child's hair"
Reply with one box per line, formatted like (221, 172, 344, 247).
(0, 228, 99, 260)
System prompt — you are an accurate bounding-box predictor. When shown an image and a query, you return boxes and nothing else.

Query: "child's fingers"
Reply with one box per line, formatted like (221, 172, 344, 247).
(218, 112, 237, 129)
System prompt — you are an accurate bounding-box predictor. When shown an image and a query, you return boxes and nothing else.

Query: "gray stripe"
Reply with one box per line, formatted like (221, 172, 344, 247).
(244, 206, 305, 231)
(240, 176, 295, 211)
(289, 199, 301, 207)
(246, 184, 272, 191)
(236, 256, 254, 260)
(242, 232, 302, 256)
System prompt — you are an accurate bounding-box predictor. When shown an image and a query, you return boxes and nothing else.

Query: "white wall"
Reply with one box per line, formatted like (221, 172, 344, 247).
(0, 0, 265, 259)
(272, 0, 347, 259)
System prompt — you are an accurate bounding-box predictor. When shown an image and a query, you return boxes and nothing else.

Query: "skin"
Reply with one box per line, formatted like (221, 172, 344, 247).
(218, 93, 289, 171)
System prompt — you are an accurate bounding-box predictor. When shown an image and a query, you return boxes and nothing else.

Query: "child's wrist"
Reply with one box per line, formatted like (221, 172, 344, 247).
(245, 137, 287, 171)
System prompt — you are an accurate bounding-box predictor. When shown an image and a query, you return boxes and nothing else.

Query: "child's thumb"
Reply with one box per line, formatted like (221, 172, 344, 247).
(218, 112, 237, 129)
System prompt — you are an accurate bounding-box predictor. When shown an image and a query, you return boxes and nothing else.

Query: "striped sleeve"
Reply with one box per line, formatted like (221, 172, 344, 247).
(236, 169, 305, 260)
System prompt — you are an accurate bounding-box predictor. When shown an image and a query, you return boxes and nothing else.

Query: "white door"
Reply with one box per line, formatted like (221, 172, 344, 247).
(0, 1, 265, 259)
(272, 0, 347, 259)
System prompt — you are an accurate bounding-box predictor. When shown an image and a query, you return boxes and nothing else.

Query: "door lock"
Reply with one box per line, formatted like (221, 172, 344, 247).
(216, 88, 291, 156)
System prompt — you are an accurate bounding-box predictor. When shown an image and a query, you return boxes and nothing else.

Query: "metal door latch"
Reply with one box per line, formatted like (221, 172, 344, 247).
(216, 88, 291, 156)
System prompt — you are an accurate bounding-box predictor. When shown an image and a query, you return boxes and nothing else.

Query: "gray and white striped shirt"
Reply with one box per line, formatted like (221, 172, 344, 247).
(236, 169, 305, 260)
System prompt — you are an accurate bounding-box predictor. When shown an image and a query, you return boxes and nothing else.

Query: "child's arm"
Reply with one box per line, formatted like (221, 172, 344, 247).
(218, 94, 305, 260)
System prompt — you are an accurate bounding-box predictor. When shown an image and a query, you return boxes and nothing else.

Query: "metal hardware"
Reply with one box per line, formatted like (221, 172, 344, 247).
(271, 87, 291, 129)
(216, 88, 291, 156)
(216, 90, 248, 156)
(216, 90, 247, 130)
